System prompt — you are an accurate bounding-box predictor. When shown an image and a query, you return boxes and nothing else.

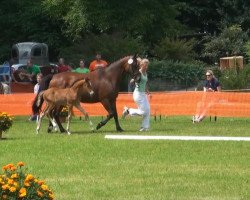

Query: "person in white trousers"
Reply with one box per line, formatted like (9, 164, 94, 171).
(122, 58, 151, 131)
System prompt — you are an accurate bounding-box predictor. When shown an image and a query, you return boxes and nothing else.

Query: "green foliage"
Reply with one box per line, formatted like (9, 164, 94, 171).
(220, 64, 250, 90)
(154, 37, 197, 61)
(59, 33, 146, 65)
(148, 59, 205, 87)
(176, 0, 250, 35)
(202, 25, 248, 64)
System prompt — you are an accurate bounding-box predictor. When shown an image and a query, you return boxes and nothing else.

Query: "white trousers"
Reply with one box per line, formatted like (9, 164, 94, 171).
(129, 91, 150, 129)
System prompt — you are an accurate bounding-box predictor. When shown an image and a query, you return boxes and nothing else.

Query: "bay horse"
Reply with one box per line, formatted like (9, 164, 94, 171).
(32, 55, 140, 132)
(36, 78, 94, 135)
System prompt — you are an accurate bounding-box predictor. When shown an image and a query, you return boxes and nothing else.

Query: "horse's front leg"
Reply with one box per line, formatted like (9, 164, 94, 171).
(112, 100, 123, 132)
(97, 99, 123, 131)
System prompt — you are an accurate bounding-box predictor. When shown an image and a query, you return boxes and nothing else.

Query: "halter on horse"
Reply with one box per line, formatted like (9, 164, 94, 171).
(32, 55, 141, 133)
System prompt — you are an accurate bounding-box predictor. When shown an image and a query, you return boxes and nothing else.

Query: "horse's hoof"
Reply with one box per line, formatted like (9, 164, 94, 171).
(96, 123, 102, 130)
(117, 128, 124, 132)
(60, 129, 66, 133)
(67, 131, 71, 135)
(47, 126, 53, 133)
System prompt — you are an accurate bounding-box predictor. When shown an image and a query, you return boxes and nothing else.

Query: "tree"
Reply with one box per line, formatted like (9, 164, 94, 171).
(202, 25, 248, 64)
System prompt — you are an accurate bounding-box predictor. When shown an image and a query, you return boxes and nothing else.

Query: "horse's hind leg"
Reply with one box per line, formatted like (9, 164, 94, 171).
(52, 106, 67, 133)
(75, 103, 94, 131)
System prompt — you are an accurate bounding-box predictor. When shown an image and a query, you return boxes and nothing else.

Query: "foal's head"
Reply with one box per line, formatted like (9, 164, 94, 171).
(83, 78, 94, 97)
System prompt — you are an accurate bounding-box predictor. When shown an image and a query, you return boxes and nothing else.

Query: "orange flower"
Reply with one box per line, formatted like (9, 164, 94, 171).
(2, 184, 9, 190)
(19, 187, 27, 197)
(7, 178, 14, 185)
(9, 186, 17, 192)
(37, 190, 44, 197)
(10, 166, 16, 171)
(17, 162, 25, 167)
(41, 184, 49, 191)
(38, 180, 45, 185)
(24, 180, 31, 187)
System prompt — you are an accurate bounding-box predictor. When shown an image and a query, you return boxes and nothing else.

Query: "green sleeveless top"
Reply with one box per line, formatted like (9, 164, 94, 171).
(134, 72, 148, 93)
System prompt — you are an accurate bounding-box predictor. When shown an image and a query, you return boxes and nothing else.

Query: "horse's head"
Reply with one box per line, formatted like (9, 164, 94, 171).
(125, 54, 141, 78)
(83, 77, 94, 97)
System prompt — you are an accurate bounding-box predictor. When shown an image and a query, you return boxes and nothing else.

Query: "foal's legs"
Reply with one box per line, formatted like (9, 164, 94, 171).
(74, 103, 94, 131)
(37, 103, 54, 134)
(66, 105, 73, 135)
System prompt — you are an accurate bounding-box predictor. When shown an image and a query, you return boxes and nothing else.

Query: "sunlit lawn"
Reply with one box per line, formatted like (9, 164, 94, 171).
(1, 116, 249, 200)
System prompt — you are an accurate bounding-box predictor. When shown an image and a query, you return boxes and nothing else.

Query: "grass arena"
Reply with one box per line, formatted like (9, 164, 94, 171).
(0, 92, 250, 200)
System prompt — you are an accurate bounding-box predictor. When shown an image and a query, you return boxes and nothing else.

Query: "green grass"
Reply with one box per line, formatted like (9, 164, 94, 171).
(1, 116, 250, 200)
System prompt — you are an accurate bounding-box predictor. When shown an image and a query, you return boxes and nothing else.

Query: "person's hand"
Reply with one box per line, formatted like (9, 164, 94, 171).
(130, 79, 135, 84)
(208, 88, 214, 92)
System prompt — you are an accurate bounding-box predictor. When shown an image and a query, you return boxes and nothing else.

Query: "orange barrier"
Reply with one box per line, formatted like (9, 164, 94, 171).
(1, 92, 250, 117)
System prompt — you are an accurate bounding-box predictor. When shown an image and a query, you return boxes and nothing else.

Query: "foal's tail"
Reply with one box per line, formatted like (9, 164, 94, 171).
(32, 74, 53, 114)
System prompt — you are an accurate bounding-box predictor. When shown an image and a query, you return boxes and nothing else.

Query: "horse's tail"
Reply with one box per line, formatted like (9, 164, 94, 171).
(32, 74, 53, 114)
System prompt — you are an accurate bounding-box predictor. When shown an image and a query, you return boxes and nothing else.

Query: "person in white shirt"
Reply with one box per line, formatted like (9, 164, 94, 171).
(34, 73, 43, 94)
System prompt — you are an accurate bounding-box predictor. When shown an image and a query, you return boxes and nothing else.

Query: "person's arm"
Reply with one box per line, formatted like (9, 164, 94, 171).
(217, 85, 221, 92)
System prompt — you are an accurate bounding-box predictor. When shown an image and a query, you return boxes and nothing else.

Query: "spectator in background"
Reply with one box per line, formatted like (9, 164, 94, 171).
(34, 73, 43, 94)
(193, 69, 221, 123)
(19, 59, 41, 83)
(89, 52, 108, 72)
(72, 59, 89, 73)
(30, 73, 43, 121)
(57, 58, 72, 73)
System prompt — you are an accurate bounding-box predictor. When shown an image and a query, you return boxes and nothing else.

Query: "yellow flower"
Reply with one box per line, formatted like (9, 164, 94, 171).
(41, 184, 49, 191)
(25, 174, 34, 181)
(9, 186, 17, 192)
(19, 187, 27, 197)
(49, 192, 55, 199)
(11, 173, 18, 179)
